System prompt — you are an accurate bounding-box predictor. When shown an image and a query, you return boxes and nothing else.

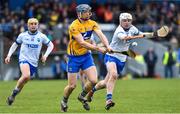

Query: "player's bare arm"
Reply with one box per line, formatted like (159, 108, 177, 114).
(122, 34, 145, 40)
(94, 29, 112, 52)
(73, 33, 107, 53)
(122, 26, 169, 40)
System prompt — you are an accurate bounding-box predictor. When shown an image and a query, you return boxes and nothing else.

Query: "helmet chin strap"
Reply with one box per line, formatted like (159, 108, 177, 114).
(80, 18, 89, 21)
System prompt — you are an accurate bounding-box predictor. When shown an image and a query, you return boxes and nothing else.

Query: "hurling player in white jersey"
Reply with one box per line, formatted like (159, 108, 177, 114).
(86, 13, 156, 110)
(5, 18, 54, 106)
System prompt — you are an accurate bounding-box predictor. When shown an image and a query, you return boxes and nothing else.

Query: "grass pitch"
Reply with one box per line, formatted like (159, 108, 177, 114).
(0, 79, 180, 113)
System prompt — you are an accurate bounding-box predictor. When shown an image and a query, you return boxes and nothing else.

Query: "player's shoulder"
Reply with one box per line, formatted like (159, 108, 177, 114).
(38, 31, 45, 35)
(37, 31, 48, 38)
(129, 25, 140, 35)
(129, 25, 138, 31)
(87, 19, 98, 24)
(116, 25, 124, 33)
(70, 19, 97, 27)
(70, 19, 80, 27)
(19, 31, 28, 36)
(69, 19, 87, 32)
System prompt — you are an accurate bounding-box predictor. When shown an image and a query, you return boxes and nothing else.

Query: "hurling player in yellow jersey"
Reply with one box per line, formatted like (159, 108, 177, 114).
(60, 4, 112, 112)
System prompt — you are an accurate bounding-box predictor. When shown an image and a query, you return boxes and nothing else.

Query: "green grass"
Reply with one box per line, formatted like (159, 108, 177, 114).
(0, 79, 180, 113)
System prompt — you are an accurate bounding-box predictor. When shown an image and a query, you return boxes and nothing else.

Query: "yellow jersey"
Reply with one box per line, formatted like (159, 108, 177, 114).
(67, 19, 100, 56)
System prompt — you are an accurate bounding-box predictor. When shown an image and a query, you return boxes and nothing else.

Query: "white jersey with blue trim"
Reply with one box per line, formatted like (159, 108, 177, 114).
(16, 31, 50, 67)
(107, 25, 142, 62)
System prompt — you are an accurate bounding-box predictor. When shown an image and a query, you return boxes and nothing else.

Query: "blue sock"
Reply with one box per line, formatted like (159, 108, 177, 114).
(106, 94, 112, 101)
(63, 96, 68, 103)
(92, 87, 97, 93)
(80, 89, 87, 97)
(12, 88, 20, 97)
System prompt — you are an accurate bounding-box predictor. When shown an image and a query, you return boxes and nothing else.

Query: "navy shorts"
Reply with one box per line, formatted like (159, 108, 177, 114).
(67, 53, 95, 73)
(19, 61, 37, 77)
(104, 54, 125, 75)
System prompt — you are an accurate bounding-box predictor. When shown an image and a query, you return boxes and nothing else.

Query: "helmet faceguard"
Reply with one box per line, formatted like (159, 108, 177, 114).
(119, 13, 132, 29)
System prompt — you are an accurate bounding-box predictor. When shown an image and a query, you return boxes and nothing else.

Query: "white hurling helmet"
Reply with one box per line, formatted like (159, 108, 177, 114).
(119, 13, 132, 22)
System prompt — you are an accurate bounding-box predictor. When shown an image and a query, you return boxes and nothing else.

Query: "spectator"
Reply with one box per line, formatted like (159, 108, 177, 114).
(170, 36, 178, 49)
(60, 36, 68, 51)
(135, 53, 147, 78)
(27, 6, 35, 18)
(178, 48, 180, 77)
(49, 11, 59, 28)
(162, 46, 177, 78)
(60, 54, 67, 79)
(144, 48, 158, 78)
(104, 5, 113, 23)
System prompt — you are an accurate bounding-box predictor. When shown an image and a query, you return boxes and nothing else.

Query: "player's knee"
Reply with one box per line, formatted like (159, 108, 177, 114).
(69, 84, 77, 90)
(22, 75, 30, 81)
(90, 80, 97, 86)
(110, 72, 118, 80)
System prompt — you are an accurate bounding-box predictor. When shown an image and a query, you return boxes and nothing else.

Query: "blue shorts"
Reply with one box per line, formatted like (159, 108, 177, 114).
(19, 61, 37, 77)
(104, 54, 125, 75)
(67, 53, 95, 73)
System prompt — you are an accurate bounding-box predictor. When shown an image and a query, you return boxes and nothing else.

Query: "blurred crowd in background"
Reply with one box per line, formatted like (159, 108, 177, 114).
(0, 0, 179, 79)
(0, 0, 179, 49)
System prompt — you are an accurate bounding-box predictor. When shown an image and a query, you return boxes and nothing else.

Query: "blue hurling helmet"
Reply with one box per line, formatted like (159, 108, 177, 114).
(76, 4, 92, 21)
(76, 4, 91, 13)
